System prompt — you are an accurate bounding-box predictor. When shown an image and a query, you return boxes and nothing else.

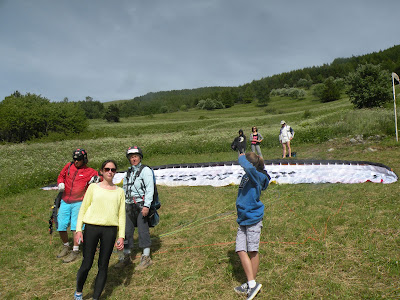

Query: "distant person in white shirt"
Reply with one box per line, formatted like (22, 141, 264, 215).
(279, 120, 294, 158)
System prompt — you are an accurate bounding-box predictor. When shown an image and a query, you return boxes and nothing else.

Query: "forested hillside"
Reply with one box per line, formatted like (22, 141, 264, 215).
(114, 44, 400, 116)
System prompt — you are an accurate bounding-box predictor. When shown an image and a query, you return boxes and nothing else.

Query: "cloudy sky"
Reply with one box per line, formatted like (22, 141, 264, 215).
(0, 0, 398, 102)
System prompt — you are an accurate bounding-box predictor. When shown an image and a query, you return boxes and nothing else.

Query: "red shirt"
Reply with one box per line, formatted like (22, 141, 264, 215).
(57, 162, 98, 203)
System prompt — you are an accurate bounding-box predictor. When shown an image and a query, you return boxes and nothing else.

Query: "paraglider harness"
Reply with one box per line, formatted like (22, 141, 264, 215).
(231, 136, 246, 154)
(49, 191, 62, 234)
(48, 162, 100, 234)
(125, 165, 161, 227)
(48, 161, 74, 234)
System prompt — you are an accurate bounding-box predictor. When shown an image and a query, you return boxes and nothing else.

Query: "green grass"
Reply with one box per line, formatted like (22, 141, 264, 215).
(1, 94, 400, 299)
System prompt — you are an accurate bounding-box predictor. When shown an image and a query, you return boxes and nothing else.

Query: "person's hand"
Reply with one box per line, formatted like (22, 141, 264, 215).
(142, 206, 149, 217)
(239, 153, 245, 157)
(58, 183, 65, 192)
(115, 238, 124, 251)
(75, 231, 83, 244)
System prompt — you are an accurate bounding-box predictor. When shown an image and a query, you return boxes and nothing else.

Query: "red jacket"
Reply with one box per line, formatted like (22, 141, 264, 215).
(57, 162, 98, 203)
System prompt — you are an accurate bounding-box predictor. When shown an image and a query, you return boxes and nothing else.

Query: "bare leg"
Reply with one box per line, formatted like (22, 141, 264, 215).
(249, 251, 260, 278)
(287, 140, 291, 157)
(237, 251, 255, 281)
(282, 143, 286, 158)
(72, 231, 79, 246)
(59, 231, 69, 243)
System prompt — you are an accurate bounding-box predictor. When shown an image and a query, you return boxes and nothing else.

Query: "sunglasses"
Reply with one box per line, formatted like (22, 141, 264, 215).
(104, 167, 117, 173)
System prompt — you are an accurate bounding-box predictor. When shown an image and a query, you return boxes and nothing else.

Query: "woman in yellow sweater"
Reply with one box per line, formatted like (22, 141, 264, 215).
(74, 160, 125, 300)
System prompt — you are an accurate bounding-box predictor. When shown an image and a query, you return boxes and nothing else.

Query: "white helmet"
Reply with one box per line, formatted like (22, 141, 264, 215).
(126, 146, 143, 159)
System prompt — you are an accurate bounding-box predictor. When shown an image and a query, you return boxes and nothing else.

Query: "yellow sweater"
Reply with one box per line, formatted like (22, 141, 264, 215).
(76, 183, 126, 238)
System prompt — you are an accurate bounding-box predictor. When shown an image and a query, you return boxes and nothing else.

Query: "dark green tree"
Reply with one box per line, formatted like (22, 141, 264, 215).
(160, 106, 169, 113)
(0, 93, 87, 142)
(312, 83, 324, 99)
(241, 85, 254, 104)
(219, 90, 235, 108)
(78, 100, 105, 119)
(320, 77, 341, 102)
(104, 104, 120, 122)
(346, 64, 391, 108)
(252, 80, 270, 106)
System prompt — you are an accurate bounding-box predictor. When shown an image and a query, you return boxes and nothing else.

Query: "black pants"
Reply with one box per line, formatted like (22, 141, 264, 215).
(125, 203, 151, 250)
(76, 224, 117, 299)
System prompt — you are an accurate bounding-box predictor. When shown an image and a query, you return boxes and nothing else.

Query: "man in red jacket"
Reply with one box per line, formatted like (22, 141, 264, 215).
(56, 149, 99, 263)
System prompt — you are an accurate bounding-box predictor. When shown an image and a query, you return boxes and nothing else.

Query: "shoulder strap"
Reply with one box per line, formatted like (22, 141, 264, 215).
(138, 165, 152, 193)
(67, 161, 74, 176)
(125, 165, 145, 181)
(126, 165, 148, 198)
(125, 165, 142, 197)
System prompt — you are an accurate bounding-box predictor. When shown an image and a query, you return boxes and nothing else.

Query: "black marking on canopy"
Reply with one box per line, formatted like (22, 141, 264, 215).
(149, 159, 394, 172)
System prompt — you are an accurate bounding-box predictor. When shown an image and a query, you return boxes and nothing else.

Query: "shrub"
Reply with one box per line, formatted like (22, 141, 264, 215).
(346, 64, 391, 108)
(297, 78, 313, 89)
(288, 88, 307, 99)
(104, 104, 120, 122)
(160, 106, 169, 114)
(78, 100, 105, 119)
(320, 77, 341, 102)
(0, 93, 88, 142)
(312, 83, 324, 99)
(196, 98, 225, 110)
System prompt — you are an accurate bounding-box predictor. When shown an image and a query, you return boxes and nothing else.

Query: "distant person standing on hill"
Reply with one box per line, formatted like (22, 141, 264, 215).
(56, 149, 99, 263)
(250, 126, 263, 158)
(279, 120, 294, 158)
(231, 129, 247, 154)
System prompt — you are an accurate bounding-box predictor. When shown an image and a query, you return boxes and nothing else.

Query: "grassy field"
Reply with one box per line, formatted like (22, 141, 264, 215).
(1, 93, 400, 299)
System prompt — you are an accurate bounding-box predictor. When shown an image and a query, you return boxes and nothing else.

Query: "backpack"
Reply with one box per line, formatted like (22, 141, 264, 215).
(126, 164, 161, 227)
(231, 137, 238, 151)
(289, 126, 295, 138)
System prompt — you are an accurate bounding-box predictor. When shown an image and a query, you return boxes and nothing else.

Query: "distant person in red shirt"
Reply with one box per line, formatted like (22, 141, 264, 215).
(56, 149, 99, 263)
(250, 126, 263, 158)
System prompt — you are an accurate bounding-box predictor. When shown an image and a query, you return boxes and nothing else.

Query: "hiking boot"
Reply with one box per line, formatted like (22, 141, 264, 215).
(74, 291, 82, 300)
(56, 245, 70, 258)
(234, 282, 248, 295)
(247, 282, 262, 300)
(114, 255, 132, 269)
(136, 255, 152, 270)
(63, 250, 80, 263)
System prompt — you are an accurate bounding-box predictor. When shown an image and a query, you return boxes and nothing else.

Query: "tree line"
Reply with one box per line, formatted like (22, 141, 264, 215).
(1, 45, 399, 142)
(113, 45, 400, 115)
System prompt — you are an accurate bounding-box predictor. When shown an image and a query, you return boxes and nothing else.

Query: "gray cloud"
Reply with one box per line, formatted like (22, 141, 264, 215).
(0, 0, 398, 102)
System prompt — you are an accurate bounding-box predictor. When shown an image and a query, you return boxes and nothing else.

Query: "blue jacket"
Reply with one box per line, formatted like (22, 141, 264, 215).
(236, 155, 269, 226)
(123, 163, 154, 208)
